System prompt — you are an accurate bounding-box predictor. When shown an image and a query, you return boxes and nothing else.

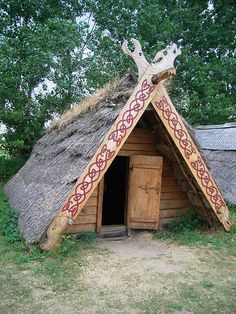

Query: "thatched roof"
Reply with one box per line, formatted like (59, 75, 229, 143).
(196, 123, 236, 206)
(4, 73, 135, 244)
(196, 123, 236, 151)
(4, 73, 228, 244)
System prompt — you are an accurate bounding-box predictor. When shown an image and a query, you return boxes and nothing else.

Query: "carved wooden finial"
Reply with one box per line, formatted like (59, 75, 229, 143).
(122, 38, 181, 81)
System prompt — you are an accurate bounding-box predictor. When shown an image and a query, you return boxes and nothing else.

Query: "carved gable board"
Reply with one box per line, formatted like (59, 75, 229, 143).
(151, 83, 231, 231)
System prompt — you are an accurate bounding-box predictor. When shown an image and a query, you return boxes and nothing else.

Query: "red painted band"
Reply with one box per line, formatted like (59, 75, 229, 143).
(62, 79, 155, 216)
(154, 96, 225, 213)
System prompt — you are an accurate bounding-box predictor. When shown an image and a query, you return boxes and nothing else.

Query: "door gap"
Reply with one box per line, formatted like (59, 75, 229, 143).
(102, 156, 129, 226)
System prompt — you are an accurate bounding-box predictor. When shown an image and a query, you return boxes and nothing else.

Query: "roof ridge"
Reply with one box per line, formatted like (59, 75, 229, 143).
(196, 122, 236, 130)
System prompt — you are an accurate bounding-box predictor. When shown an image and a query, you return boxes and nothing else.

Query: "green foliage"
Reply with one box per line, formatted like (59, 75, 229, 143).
(0, 177, 98, 291)
(85, 0, 236, 125)
(165, 210, 206, 233)
(0, 185, 21, 243)
(1, 0, 235, 160)
(154, 207, 236, 250)
(0, 1, 96, 157)
(77, 231, 97, 243)
(0, 181, 95, 290)
(0, 150, 27, 181)
(227, 202, 236, 234)
(0, 183, 98, 290)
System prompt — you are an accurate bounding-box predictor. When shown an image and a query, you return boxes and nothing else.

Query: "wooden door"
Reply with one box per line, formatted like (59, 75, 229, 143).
(127, 155, 163, 230)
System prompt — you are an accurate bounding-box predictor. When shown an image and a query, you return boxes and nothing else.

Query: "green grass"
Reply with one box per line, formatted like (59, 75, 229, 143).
(154, 208, 236, 251)
(137, 273, 235, 314)
(0, 183, 97, 293)
(0, 182, 98, 312)
(0, 181, 100, 313)
(0, 181, 235, 313)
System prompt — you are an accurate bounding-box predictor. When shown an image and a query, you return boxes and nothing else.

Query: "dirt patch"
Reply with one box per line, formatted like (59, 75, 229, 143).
(31, 287, 53, 298)
(97, 235, 185, 274)
(97, 236, 170, 258)
(1, 233, 235, 313)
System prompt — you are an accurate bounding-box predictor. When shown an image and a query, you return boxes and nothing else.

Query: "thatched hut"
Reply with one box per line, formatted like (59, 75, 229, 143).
(4, 73, 231, 245)
(196, 123, 236, 206)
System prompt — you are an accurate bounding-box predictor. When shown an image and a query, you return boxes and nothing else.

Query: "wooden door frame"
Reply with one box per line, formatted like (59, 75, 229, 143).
(123, 155, 130, 227)
(96, 177, 104, 233)
(96, 156, 130, 232)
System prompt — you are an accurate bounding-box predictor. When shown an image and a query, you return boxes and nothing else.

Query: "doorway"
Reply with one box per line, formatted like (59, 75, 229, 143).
(102, 156, 129, 226)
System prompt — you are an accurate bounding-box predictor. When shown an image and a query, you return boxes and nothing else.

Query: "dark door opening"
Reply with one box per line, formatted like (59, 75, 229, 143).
(102, 156, 129, 225)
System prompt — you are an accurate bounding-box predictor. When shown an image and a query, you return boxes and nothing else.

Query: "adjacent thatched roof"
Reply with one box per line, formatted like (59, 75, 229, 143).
(196, 123, 236, 206)
(196, 123, 236, 151)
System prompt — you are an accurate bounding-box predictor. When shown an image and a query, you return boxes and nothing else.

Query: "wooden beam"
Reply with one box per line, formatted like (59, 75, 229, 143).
(151, 83, 232, 231)
(160, 199, 190, 210)
(160, 208, 188, 218)
(96, 177, 104, 233)
(152, 69, 176, 85)
(65, 224, 96, 234)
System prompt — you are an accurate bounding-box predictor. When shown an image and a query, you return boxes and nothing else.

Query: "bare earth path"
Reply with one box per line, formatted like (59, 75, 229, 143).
(1, 233, 236, 314)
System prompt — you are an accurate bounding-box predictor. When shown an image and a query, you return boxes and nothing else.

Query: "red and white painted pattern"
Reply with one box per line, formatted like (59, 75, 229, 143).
(62, 144, 115, 216)
(62, 79, 155, 216)
(108, 80, 155, 146)
(191, 157, 225, 212)
(154, 95, 226, 214)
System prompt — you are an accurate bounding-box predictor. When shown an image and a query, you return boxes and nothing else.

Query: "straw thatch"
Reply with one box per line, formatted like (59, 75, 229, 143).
(4, 73, 226, 244)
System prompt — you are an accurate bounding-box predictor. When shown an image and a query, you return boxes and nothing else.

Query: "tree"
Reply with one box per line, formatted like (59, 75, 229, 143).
(85, 0, 236, 125)
(0, 0, 95, 157)
(1, 0, 235, 159)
